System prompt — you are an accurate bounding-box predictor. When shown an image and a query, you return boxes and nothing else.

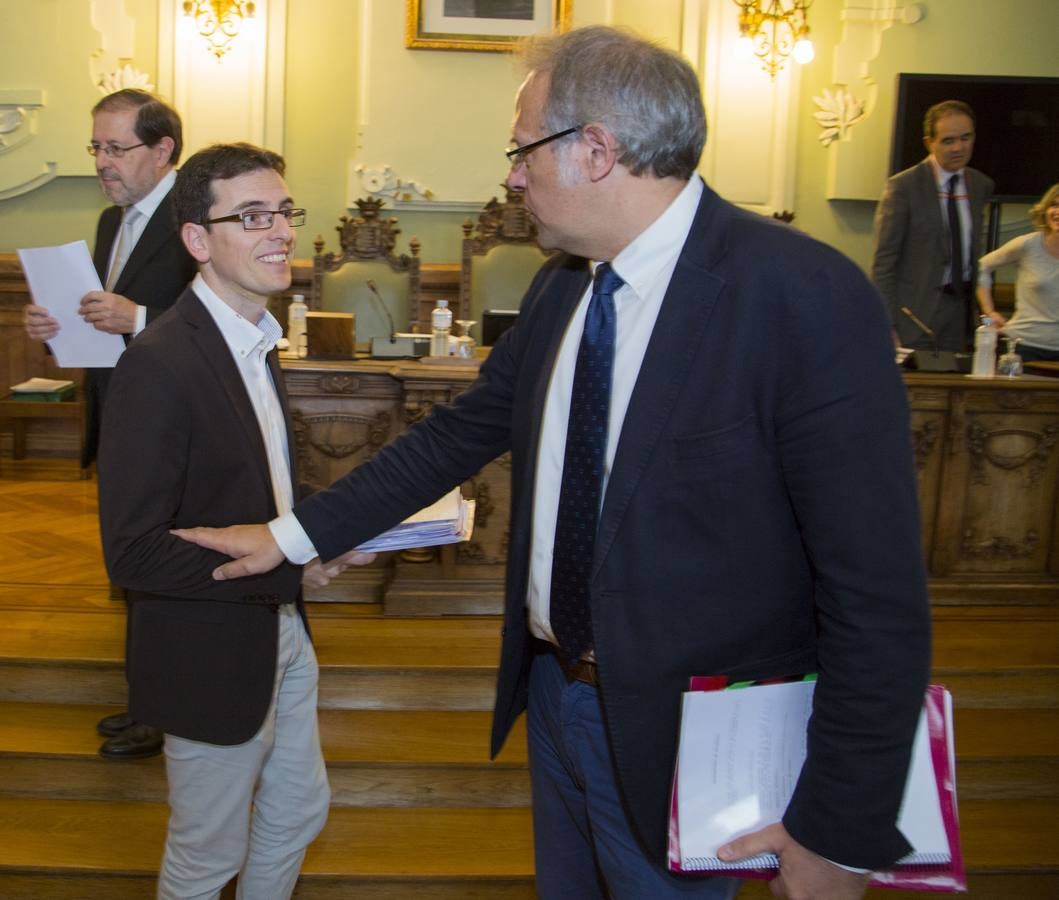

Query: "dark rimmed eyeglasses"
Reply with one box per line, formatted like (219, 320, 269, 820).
(201, 208, 307, 231)
(87, 142, 147, 159)
(505, 126, 580, 167)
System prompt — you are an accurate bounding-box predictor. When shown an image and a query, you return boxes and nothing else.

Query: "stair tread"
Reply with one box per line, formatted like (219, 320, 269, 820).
(5, 607, 1058, 671)
(0, 702, 527, 766)
(1, 609, 503, 669)
(1, 796, 1057, 876)
(0, 799, 534, 878)
(9, 701, 1058, 763)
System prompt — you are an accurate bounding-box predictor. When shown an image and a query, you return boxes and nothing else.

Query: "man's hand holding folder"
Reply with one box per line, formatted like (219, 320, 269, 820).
(718, 823, 870, 899)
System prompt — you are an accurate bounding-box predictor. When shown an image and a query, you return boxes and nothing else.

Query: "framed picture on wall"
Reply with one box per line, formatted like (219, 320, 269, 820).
(406, 0, 573, 52)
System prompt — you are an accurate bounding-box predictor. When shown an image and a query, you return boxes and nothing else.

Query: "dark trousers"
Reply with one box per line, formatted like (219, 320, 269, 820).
(527, 650, 741, 899)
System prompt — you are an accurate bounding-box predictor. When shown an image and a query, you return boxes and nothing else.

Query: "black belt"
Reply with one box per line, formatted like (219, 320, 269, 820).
(533, 638, 599, 686)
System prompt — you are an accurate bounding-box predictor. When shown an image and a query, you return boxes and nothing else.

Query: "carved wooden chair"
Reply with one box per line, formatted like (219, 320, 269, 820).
(458, 185, 550, 343)
(310, 198, 422, 348)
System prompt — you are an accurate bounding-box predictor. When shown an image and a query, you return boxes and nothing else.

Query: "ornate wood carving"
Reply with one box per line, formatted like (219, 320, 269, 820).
(318, 374, 362, 394)
(967, 422, 1059, 487)
(961, 529, 1039, 560)
(291, 407, 392, 488)
(311, 198, 422, 325)
(912, 419, 940, 471)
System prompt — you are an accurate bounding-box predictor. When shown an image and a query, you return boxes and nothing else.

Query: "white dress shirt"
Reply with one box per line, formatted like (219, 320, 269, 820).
(527, 176, 703, 644)
(192, 273, 293, 517)
(269, 177, 705, 572)
(109, 168, 177, 336)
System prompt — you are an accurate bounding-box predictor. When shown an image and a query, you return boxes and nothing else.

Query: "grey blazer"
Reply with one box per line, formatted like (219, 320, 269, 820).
(871, 157, 993, 346)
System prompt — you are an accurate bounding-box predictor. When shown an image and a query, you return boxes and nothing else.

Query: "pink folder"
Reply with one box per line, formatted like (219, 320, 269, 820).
(666, 679, 966, 892)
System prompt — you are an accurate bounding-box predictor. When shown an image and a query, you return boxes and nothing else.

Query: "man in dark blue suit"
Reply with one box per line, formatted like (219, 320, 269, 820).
(175, 26, 931, 900)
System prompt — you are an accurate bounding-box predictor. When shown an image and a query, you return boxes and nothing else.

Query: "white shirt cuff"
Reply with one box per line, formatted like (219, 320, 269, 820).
(823, 857, 870, 874)
(269, 512, 318, 565)
(132, 304, 147, 336)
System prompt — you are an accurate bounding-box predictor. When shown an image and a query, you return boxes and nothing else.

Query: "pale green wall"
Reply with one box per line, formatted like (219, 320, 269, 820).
(1, 0, 1055, 276)
(791, 0, 1059, 273)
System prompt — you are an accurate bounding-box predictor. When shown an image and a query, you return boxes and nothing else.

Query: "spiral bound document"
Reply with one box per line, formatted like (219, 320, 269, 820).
(667, 679, 965, 892)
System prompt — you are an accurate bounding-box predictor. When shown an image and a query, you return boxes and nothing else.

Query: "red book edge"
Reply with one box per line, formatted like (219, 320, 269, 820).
(667, 679, 967, 892)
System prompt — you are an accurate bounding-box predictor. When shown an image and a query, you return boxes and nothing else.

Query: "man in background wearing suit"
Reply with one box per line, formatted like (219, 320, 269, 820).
(872, 99, 994, 351)
(22, 89, 195, 761)
(99, 143, 363, 899)
(175, 27, 931, 900)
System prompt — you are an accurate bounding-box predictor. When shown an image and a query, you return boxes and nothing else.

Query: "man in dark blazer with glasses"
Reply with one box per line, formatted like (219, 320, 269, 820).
(22, 89, 195, 760)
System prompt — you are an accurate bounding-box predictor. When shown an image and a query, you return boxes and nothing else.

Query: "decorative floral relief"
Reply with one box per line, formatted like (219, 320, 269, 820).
(353, 163, 434, 205)
(98, 64, 153, 95)
(0, 108, 25, 148)
(812, 87, 866, 147)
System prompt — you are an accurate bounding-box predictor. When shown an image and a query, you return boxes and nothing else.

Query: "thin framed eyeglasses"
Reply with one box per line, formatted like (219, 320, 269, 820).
(505, 126, 580, 166)
(87, 142, 147, 159)
(201, 208, 307, 231)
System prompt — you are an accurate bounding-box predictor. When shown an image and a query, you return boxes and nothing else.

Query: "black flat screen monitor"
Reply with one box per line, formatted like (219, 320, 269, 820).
(889, 73, 1059, 203)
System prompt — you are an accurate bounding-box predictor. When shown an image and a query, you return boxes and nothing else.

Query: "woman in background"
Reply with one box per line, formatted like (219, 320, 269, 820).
(977, 182, 1059, 362)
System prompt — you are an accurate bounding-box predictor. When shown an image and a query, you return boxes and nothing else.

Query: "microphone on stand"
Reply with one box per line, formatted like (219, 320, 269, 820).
(366, 279, 396, 344)
(900, 306, 940, 353)
(900, 306, 959, 372)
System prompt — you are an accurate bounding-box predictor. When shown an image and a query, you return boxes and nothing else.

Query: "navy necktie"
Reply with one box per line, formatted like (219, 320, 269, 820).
(550, 262, 624, 664)
(947, 174, 964, 297)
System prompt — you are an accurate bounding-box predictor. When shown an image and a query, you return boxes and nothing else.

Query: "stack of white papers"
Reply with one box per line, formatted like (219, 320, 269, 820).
(354, 488, 475, 552)
(17, 240, 125, 368)
(10, 378, 75, 393)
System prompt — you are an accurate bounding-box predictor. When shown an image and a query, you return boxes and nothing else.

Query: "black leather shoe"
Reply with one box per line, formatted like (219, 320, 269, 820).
(99, 724, 164, 760)
(97, 710, 135, 737)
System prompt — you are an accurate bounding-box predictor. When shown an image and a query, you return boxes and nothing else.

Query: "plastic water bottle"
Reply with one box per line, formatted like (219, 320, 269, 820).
(971, 316, 997, 377)
(431, 299, 452, 356)
(287, 294, 308, 358)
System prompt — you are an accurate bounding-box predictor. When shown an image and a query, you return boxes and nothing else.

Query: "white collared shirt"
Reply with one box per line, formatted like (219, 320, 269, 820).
(929, 157, 972, 286)
(192, 273, 293, 517)
(527, 176, 703, 644)
(109, 168, 177, 335)
(268, 177, 705, 573)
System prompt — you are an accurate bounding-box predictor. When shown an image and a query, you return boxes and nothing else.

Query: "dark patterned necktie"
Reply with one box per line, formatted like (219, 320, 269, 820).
(550, 262, 624, 664)
(947, 174, 964, 297)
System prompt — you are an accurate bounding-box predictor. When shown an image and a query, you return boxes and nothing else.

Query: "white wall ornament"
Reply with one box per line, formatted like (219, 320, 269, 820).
(823, 0, 926, 199)
(90, 0, 138, 93)
(348, 161, 481, 214)
(812, 87, 866, 146)
(98, 64, 154, 95)
(0, 90, 52, 200)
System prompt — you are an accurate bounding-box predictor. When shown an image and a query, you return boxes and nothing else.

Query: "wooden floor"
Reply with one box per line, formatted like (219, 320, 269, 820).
(0, 459, 1057, 898)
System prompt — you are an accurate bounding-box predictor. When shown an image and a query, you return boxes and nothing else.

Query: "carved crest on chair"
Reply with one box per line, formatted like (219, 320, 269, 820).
(462, 185, 539, 255)
(310, 198, 421, 311)
(458, 186, 550, 322)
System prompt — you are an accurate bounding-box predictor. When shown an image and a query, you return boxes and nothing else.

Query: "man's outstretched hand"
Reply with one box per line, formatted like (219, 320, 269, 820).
(171, 524, 285, 580)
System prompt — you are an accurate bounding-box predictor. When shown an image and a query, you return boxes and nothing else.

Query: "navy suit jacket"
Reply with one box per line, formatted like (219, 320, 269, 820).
(84, 190, 195, 467)
(98, 287, 306, 745)
(292, 183, 932, 869)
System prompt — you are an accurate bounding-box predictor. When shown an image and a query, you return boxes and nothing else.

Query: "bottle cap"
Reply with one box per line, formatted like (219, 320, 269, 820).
(437, 299, 449, 308)
(292, 294, 305, 303)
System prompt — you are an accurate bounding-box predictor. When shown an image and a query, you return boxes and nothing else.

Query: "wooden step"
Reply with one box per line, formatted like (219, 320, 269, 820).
(0, 798, 535, 899)
(4, 606, 1058, 708)
(0, 609, 504, 710)
(2, 796, 1057, 899)
(3, 702, 1054, 804)
(0, 703, 529, 808)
